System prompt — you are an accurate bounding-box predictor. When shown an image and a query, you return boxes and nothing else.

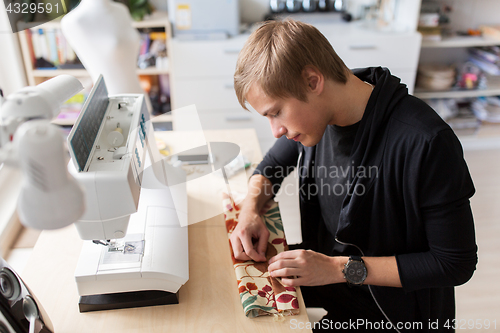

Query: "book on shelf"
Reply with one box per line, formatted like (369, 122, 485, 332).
(27, 27, 169, 72)
(24, 26, 36, 65)
(56, 30, 66, 65)
(139, 32, 151, 56)
(466, 46, 500, 77)
(468, 56, 500, 76)
(468, 47, 500, 65)
(46, 29, 58, 66)
(27, 28, 83, 70)
(446, 106, 481, 137)
(137, 28, 168, 70)
(472, 97, 500, 123)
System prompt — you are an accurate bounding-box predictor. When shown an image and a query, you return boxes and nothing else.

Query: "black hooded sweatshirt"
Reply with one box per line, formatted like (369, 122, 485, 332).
(253, 67, 477, 331)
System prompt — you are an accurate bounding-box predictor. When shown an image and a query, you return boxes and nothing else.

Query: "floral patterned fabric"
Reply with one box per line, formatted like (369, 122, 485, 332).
(223, 194, 300, 318)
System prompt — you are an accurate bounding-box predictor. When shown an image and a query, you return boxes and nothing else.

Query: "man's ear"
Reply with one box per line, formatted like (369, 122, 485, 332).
(302, 66, 324, 94)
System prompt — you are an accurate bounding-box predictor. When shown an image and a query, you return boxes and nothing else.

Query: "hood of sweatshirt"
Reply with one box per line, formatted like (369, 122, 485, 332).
(336, 67, 409, 245)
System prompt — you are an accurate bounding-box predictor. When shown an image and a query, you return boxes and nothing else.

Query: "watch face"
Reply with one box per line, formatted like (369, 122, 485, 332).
(346, 260, 367, 284)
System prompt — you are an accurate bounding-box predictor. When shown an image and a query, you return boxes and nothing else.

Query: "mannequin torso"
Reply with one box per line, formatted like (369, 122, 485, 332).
(61, 0, 143, 95)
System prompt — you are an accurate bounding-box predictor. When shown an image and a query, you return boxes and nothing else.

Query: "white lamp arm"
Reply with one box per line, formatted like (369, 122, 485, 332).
(0, 75, 85, 230)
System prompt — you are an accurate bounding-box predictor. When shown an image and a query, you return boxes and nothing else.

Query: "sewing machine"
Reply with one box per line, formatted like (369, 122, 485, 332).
(67, 75, 188, 312)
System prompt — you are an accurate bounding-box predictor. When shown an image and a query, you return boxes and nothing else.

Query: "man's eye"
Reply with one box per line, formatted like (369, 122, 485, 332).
(273, 111, 280, 118)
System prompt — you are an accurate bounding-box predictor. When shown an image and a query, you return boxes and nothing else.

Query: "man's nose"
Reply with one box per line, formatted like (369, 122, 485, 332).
(270, 119, 286, 138)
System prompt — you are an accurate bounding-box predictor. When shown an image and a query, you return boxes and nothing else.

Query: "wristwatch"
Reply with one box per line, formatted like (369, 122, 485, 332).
(342, 255, 367, 286)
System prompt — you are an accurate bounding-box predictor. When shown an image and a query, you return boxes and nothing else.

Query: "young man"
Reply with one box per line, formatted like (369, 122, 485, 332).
(231, 19, 477, 332)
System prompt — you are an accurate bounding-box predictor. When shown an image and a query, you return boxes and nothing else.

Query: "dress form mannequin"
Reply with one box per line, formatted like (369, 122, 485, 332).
(61, 0, 143, 95)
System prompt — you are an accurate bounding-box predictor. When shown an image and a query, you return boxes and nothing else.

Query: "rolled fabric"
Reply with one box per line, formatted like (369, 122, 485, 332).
(223, 193, 300, 318)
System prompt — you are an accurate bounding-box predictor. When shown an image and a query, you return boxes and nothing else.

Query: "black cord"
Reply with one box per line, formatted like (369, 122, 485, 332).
(335, 237, 402, 333)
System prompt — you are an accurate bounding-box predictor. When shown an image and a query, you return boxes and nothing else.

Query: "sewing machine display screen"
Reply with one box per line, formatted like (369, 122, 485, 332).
(69, 77, 109, 172)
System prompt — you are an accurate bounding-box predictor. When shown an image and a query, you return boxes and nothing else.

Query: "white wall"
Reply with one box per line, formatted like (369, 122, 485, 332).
(150, 0, 168, 12)
(424, 0, 500, 31)
(0, 2, 27, 95)
(240, 0, 270, 23)
(163, 0, 271, 24)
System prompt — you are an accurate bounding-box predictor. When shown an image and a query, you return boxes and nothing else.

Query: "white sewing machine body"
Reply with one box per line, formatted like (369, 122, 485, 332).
(67, 75, 188, 312)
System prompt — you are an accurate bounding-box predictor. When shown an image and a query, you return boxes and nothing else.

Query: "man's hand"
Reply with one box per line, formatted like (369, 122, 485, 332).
(267, 250, 342, 287)
(230, 207, 270, 262)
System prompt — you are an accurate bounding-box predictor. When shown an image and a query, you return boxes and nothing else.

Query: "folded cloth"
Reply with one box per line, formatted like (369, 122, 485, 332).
(223, 193, 300, 318)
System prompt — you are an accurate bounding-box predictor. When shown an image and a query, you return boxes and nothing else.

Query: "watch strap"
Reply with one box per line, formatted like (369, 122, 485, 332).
(349, 255, 363, 263)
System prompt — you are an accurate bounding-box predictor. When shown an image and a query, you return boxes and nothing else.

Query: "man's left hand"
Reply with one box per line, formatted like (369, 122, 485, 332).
(267, 250, 344, 287)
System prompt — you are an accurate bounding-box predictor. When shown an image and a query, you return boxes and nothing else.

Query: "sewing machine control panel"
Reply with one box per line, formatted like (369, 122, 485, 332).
(86, 96, 147, 171)
(68, 75, 150, 177)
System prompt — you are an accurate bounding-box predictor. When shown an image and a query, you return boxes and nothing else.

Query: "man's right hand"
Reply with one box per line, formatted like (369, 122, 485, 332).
(229, 206, 270, 262)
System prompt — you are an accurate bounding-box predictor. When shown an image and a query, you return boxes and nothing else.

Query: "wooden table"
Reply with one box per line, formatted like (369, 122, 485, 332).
(21, 129, 312, 333)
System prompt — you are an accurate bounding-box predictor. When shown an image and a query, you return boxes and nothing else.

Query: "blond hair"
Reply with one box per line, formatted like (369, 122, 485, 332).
(234, 19, 350, 110)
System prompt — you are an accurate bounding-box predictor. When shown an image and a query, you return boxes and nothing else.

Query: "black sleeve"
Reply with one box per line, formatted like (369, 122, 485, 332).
(252, 136, 300, 193)
(396, 129, 478, 292)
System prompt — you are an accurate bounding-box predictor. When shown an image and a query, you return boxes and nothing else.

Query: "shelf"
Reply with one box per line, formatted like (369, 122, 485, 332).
(53, 114, 172, 127)
(18, 10, 171, 85)
(18, 10, 173, 126)
(421, 35, 500, 48)
(32, 67, 168, 78)
(457, 123, 500, 150)
(132, 11, 170, 29)
(32, 69, 88, 77)
(413, 85, 500, 99)
(22, 11, 169, 30)
(152, 113, 173, 123)
(137, 68, 169, 75)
